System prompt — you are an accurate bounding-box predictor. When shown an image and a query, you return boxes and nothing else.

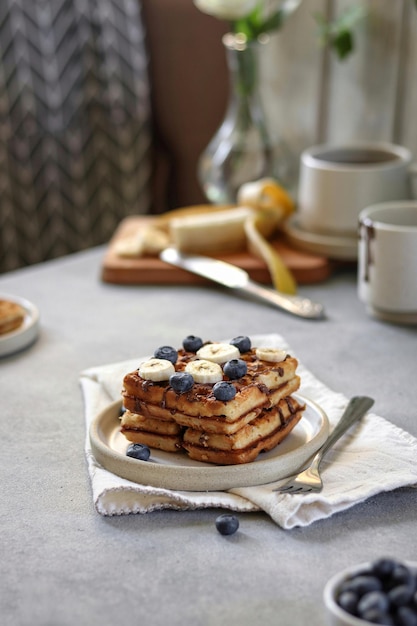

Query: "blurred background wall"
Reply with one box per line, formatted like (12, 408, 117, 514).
(259, 0, 417, 165)
(1, 0, 416, 272)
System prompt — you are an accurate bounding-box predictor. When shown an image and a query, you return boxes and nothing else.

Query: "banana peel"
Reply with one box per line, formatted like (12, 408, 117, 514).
(115, 178, 297, 294)
(237, 178, 297, 294)
(244, 211, 297, 294)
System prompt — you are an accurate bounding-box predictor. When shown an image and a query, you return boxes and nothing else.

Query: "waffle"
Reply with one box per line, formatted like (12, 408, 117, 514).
(121, 341, 305, 465)
(120, 411, 182, 452)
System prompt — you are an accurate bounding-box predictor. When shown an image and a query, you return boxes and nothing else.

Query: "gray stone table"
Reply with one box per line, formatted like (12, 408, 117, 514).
(1, 247, 416, 626)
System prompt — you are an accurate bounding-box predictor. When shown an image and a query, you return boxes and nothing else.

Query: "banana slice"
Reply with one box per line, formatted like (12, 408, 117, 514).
(139, 358, 175, 381)
(196, 343, 240, 364)
(185, 359, 223, 384)
(255, 347, 287, 363)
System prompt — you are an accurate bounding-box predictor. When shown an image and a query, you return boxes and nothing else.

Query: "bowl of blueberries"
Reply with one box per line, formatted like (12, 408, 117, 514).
(323, 558, 417, 625)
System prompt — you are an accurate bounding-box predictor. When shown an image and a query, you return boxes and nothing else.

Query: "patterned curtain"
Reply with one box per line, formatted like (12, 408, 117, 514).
(0, 0, 152, 273)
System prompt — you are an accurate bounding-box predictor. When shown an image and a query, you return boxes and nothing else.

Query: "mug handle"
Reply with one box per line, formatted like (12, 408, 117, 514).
(358, 216, 375, 283)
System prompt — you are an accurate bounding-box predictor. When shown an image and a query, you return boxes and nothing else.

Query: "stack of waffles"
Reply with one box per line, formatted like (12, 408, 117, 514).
(121, 337, 305, 465)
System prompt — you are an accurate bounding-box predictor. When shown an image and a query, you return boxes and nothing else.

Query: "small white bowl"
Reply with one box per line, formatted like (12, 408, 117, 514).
(323, 561, 417, 626)
(0, 293, 40, 357)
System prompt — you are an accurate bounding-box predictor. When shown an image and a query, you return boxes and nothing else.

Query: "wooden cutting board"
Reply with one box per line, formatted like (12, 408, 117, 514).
(101, 216, 333, 285)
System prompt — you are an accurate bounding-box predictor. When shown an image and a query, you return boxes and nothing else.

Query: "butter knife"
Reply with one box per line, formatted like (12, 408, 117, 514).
(160, 248, 325, 320)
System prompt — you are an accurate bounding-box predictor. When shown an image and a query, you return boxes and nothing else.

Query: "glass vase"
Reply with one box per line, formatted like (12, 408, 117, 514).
(198, 32, 294, 205)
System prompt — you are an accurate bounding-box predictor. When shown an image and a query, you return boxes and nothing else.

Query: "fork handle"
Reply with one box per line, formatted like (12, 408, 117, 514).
(314, 396, 374, 467)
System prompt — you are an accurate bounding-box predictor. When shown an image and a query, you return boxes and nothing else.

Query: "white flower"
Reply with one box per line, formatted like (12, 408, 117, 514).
(194, 0, 259, 21)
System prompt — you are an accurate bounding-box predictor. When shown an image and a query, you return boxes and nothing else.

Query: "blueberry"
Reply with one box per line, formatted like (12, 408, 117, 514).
(358, 591, 390, 615)
(396, 606, 417, 626)
(215, 514, 239, 536)
(183, 335, 203, 352)
(373, 558, 398, 578)
(361, 610, 394, 625)
(223, 358, 247, 380)
(213, 381, 236, 401)
(230, 335, 251, 353)
(126, 443, 151, 461)
(154, 346, 178, 364)
(389, 564, 413, 587)
(342, 575, 382, 596)
(388, 584, 415, 607)
(119, 404, 127, 416)
(169, 372, 194, 393)
(337, 590, 359, 615)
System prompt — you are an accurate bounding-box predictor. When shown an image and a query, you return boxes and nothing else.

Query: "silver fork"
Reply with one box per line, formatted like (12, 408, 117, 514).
(273, 396, 375, 495)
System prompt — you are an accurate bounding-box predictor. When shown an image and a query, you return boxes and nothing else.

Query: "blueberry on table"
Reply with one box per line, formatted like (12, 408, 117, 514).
(230, 336, 251, 353)
(215, 514, 239, 536)
(223, 358, 247, 380)
(154, 346, 178, 364)
(213, 381, 236, 401)
(182, 335, 203, 352)
(169, 371, 194, 393)
(126, 443, 151, 461)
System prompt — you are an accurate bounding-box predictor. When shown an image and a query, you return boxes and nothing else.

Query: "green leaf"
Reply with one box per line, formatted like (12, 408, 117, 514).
(233, 5, 263, 40)
(233, 18, 253, 39)
(233, 6, 286, 41)
(260, 10, 284, 35)
(314, 5, 367, 61)
(333, 30, 353, 59)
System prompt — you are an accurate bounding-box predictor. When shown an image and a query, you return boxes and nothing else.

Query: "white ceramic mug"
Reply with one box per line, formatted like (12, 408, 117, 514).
(358, 201, 417, 324)
(297, 142, 414, 237)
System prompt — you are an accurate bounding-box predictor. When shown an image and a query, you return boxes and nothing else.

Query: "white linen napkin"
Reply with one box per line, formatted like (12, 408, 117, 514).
(80, 334, 417, 529)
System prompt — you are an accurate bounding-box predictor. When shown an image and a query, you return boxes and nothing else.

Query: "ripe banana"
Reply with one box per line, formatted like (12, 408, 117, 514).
(255, 347, 287, 363)
(139, 358, 175, 381)
(185, 359, 223, 384)
(196, 343, 240, 364)
(114, 177, 298, 294)
(169, 207, 253, 254)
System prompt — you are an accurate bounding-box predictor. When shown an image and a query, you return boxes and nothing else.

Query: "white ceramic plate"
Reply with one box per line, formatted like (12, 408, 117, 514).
(284, 216, 358, 260)
(89, 394, 329, 492)
(0, 293, 40, 358)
